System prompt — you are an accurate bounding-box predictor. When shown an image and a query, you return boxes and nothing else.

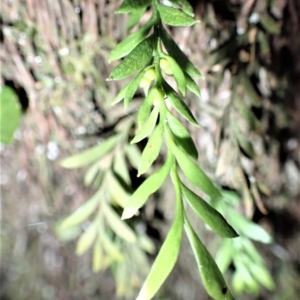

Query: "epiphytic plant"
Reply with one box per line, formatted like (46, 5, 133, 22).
(105, 1, 238, 299)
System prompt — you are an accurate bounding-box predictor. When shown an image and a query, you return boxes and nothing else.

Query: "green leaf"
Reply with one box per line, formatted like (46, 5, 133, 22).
(182, 184, 238, 238)
(168, 0, 194, 17)
(131, 106, 159, 144)
(248, 263, 275, 290)
(260, 14, 280, 34)
(166, 111, 198, 160)
(103, 203, 137, 243)
(92, 237, 104, 272)
(161, 29, 202, 78)
(136, 164, 183, 300)
(60, 134, 120, 168)
(185, 72, 201, 97)
(124, 70, 146, 107)
(240, 238, 264, 266)
(229, 211, 272, 243)
(138, 119, 163, 176)
(122, 155, 173, 219)
(76, 223, 97, 256)
(125, 144, 142, 170)
(163, 55, 187, 96)
(109, 20, 153, 62)
(0, 86, 21, 144)
(59, 189, 101, 229)
(108, 36, 154, 80)
(101, 232, 124, 261)
(167, 133, 221, 200)
(84, 161, 101, 186)
(157, 4, 197, 26)
(137, 89, 155, 129)
(184, 217, 234, 300)
(113, 150, 131, 185)
(163, 81, 198, 126)
(215, 239, 233, 273)
(128, 7, 146, 30)
(106, 172, 130, 208)
(112, 81, 131, 106)
(117, 0, 152, 13)
(232, 271, 245, 295)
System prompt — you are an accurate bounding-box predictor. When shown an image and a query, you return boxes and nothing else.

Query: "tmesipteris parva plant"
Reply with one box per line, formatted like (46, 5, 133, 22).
(108, 0, 239, 299)
(58, 1, 242, 299)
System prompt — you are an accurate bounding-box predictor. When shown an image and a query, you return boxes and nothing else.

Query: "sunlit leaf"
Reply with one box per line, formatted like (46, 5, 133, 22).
(248, 263, 275, 290)
(113, 150, 131, 185)
(137, 88, 155, 129)
(84, 161, 101, 186)
(60, 134, 120, 168)
(122, 155, 173, 219)
(157, 4, 197, 26)
(184, 217, 234, 300)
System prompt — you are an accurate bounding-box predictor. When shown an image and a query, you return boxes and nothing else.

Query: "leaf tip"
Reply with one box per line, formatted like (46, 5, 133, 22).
(121, 208, 137, 220)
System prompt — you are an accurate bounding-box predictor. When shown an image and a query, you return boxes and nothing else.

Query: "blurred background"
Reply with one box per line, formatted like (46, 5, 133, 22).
(0, 0, 299, 299)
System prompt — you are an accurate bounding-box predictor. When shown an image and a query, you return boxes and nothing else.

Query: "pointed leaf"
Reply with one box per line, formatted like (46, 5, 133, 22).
(125, 144, 142, 170)
(230, 211, 272, 243)
(60, 189, 101, 229)
(101, 232, 124, 261)
(117, 0, 152, 13)
(136, 164, 183, 300)
(248, 263, 275, 290)
(168, 0, 194, 16)
(167, 111, 198, 159)
(124, 70, 146, 107)
(76, 223, 97, 256)
(185, 71, 201, 97)
(163, 81, 198, 126)
(108, 36, 154, 81)
(103, 203, 137, 243)
(182, 184, 238, 238)
(84, 161, 101, 186)
(161, 29, 201, 78)
(215, 239, 233, 273)
(112, 81, 131, 105)
(157, 4, 197, 26)
(92, 237, 104, 272)
(131, 106, 159, 144)
(128, 7, 146, 30)
(109, 20, 153, 61)
(138, 119, 163, 176)
(168, 134, 221, 200)
(60, 134, 120, 168)
(122, 155, 173, 219)
(164, 55, 186, 95)
(113, 150, 131, 185)
(184, 217, 234, 300)
(137, 89, 155, 129)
